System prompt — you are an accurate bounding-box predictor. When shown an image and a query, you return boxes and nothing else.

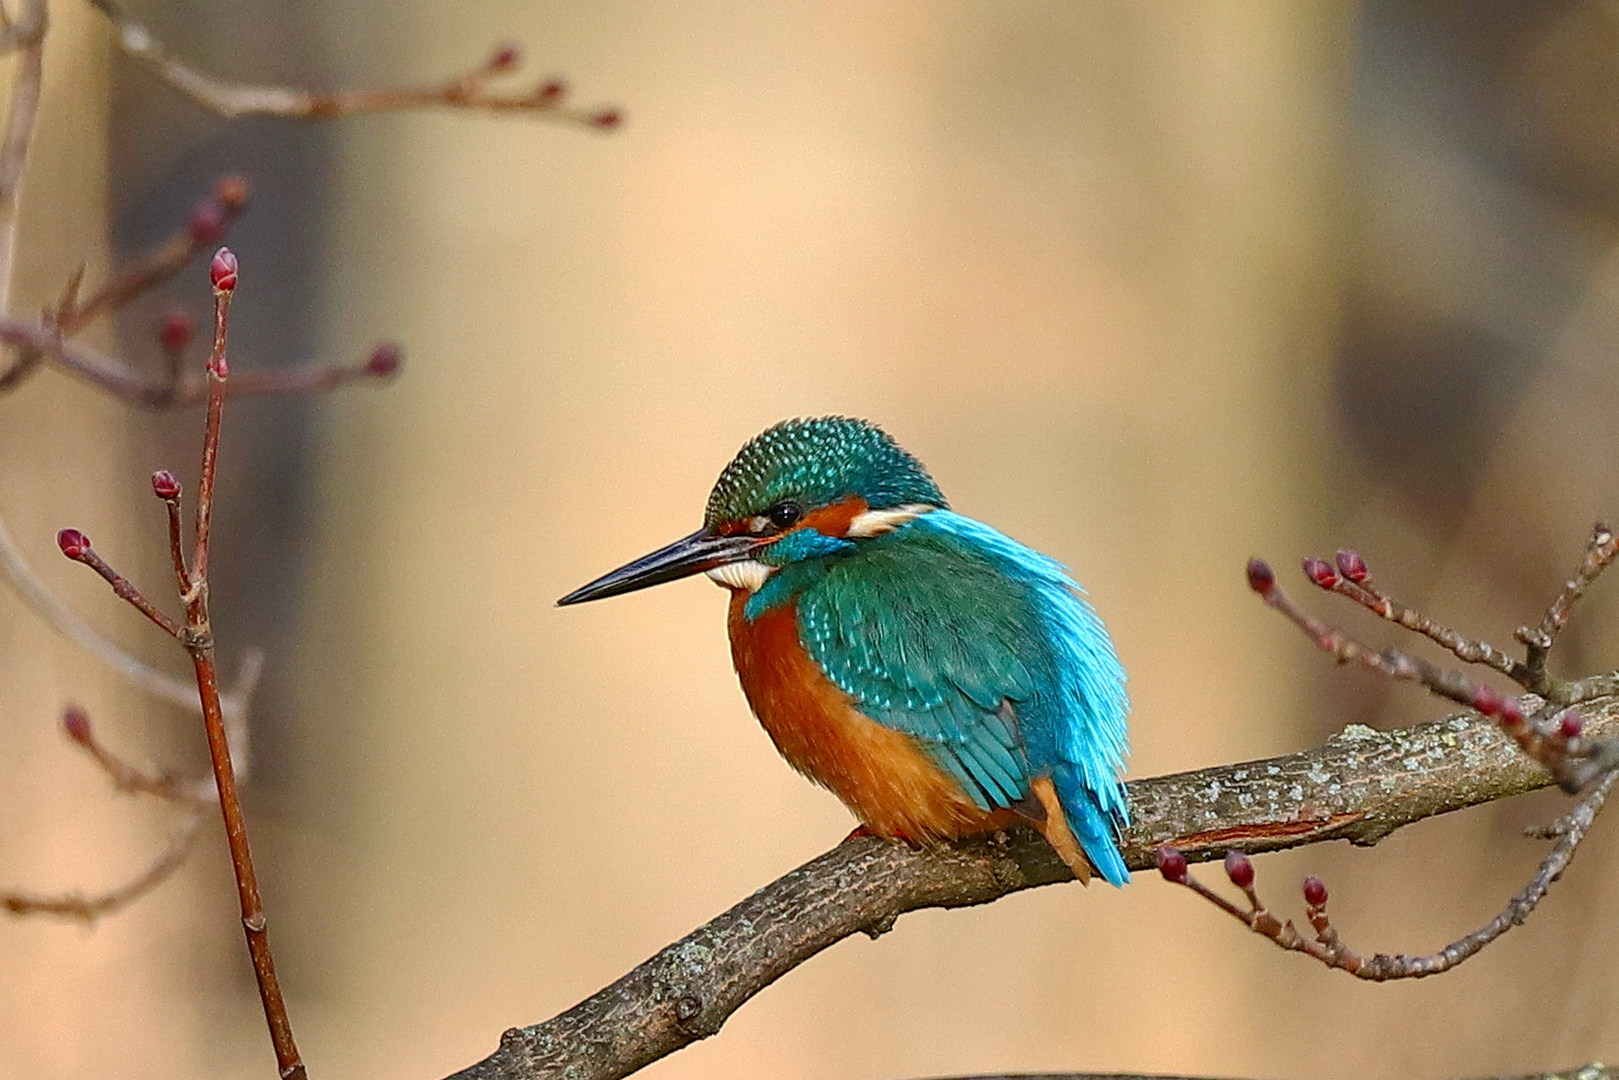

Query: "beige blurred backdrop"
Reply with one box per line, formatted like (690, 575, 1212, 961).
(6, 2, 1619, 1079)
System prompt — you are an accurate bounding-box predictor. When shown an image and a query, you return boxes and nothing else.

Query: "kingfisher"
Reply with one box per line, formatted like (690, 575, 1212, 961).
(558, 417, 1131, 885)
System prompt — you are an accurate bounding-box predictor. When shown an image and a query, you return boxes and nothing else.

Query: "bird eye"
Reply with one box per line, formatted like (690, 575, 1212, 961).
(766, 503, 802, 531)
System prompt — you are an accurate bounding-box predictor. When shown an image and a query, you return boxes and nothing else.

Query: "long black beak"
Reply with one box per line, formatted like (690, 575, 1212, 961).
(556, 528, 763, 606)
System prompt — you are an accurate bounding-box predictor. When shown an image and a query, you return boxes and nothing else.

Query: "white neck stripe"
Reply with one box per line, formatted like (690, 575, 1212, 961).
(845, 502, 935, 538)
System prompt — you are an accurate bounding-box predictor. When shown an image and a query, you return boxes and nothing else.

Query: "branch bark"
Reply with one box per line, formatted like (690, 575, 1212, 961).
(444, 693, 1619, 1080)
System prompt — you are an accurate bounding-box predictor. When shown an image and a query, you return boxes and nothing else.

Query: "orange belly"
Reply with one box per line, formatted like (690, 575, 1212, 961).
(728, 592, 1007, 842)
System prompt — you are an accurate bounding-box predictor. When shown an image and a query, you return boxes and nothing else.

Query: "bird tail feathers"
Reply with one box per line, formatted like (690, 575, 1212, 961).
(1053, 764, 1130, 887)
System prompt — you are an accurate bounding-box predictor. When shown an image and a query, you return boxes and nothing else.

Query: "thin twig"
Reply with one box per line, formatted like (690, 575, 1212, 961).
(0, 513, 199, 709)
(51, 176, 248, 335)
(1251, 551, 1619, 794)
(3, 810, 204, 920)
(0, 315, 397, 407)
(177, 250, 305, 1080)
(89, 0, 621, 128)
(189, 264, 229, 584)
(1315, 551, 1530, 683)
(3, 705, 212, 920)
(1157, 765, 1617, 979)
(59, 703, 213, 803)
(1247, 559, 1484, 709)
(0, 0, 45, 308)
(156, 473, 189, 591)
(58, 532, 184, 638)
(1519, 523, 1619, 685)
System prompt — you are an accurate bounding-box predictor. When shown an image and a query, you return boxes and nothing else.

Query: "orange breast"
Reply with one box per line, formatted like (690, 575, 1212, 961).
(727, 592, 1006, 842)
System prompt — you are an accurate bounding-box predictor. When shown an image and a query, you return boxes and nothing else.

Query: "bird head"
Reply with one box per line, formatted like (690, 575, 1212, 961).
(557, 416, 946, 605)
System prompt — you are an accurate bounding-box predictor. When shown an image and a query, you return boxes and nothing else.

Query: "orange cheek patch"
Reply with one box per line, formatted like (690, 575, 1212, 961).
(796, 497, 868, 540)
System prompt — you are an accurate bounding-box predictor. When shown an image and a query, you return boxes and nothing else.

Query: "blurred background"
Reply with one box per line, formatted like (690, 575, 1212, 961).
(4, 1, 1619, 1077)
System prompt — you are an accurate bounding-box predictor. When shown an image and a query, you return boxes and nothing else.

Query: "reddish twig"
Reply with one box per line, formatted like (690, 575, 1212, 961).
(1154, 766, 1617, 979)
(3, 706, 210, 920)
(53, 250, 306, 1079)
(1246, 557, 1486, 710)
(58, 705, 199, 801)
(153, 469, 189, 591)
(189, 253, 232, 584)
(90, 0, 622, 129)
(3, 811, 204, 921)
(1310, 549, 1530, 683)
(185, 250, 304, 1080)
(53, 176, 249, 334)
(0, 315, 400, 407)
(1190, 527, 1619, 984)
(54, 527, 183, 638)
(1246, 542, 1619, 794)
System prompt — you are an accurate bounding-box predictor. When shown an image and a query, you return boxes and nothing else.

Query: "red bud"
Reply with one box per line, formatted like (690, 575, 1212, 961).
(1302, 875, 1328, 906)
(490, 44, 520, 70)
(188, 202, 226, 246)
(1224, 849, 1254, 888)
(1156, 846, 1188, 884)
(537, 79, 566, 104)
(210, 247, 238, 293)
(1471, 684, 1501, 717)
(1560, 711, 1584, 739)
(1335, 548, 1368, 583)
(1498, 696, 1524, 728)
(1302, 557, 1338, 589)
(592, 108, 622, 129)
(61, 705, 92, 745)
(151, 469, 181, 500)
(365, 342, 402, 377)
(1246, 558, 1275, 596)
(56, 528, 90, 560)
(159, 311, 194, 351)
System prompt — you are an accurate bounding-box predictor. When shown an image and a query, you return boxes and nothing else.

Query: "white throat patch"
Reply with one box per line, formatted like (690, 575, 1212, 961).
(705, 559, 774, 592)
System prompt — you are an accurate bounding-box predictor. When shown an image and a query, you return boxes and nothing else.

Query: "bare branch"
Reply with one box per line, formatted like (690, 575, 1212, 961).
(2, 810, 203, 920)
(3, 705, 211, 920)
(0, 510, 200, 711)
(52, 176, 249, 334)
(89, 0, 622, 128)
(1520, 523, 1619, 682)
(0, 0, 45, 306)
(1159, 766, 1617, 979)
(0, 316, 398, 408)
(167, 249, 305, 1080)
(58, 703, 207, 802)
(1315, 549, 1529, 682)
(442, 694, 1619, 1080)
(56, 528, 184, 638)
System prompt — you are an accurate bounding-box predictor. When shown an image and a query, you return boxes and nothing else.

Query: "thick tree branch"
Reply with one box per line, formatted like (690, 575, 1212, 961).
(446, 693, 1619, 1080)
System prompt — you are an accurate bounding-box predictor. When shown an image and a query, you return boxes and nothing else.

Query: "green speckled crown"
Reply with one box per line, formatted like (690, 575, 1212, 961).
(704, 417, 948, 527)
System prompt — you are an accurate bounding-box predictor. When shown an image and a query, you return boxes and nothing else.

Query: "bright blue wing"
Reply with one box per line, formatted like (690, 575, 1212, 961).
(794, 511, 1131, 883)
